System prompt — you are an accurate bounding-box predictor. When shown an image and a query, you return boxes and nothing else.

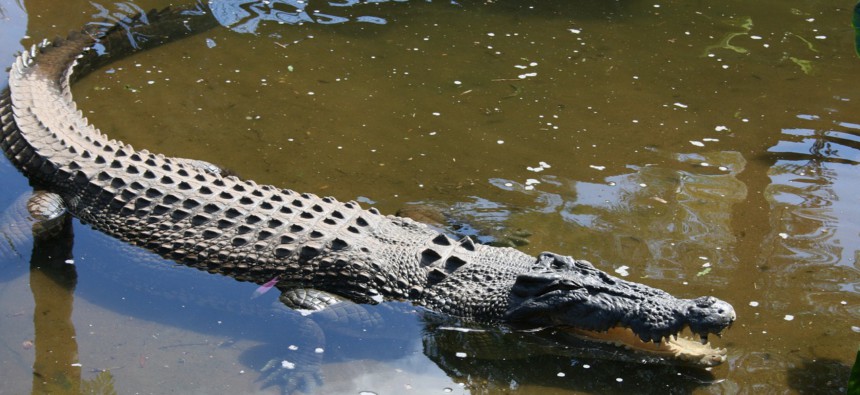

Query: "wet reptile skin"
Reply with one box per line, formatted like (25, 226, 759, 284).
(0, 3, 734, 362)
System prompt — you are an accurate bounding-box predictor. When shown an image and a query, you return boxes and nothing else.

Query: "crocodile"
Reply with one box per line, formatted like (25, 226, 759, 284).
(0, 1, 735, 389)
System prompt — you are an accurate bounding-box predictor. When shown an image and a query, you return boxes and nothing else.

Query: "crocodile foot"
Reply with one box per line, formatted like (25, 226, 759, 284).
(259, 355, 323, 395)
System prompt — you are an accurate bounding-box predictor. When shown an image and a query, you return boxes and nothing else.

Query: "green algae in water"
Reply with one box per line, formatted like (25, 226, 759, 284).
(702, 17, 753, 56)
(789, 57, 814, 75)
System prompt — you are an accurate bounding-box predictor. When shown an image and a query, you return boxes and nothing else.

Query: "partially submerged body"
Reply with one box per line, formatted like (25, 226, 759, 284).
(0, 2, 735, 391)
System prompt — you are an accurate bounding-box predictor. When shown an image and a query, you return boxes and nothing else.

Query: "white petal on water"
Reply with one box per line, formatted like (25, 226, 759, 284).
(673, 102, 688, 108)
(455, 352, 468, 358)
(589, 165, 606, 170)
(749, 301, 759, 307)
(784, 315, 794, 321)
(690, 140, 705, 147)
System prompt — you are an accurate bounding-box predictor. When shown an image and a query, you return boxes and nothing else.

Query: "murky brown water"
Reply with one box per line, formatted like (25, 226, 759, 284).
(1, 0, 859, 394)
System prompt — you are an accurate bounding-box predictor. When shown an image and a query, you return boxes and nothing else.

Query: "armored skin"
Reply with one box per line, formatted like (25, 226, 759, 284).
(0, 1, 735, 382)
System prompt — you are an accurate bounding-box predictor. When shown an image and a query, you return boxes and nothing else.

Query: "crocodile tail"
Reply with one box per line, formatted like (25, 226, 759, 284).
(0, 1, 222, 182)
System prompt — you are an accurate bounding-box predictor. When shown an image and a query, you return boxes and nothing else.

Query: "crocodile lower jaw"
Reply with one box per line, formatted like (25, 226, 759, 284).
(568, 326, 728, 367)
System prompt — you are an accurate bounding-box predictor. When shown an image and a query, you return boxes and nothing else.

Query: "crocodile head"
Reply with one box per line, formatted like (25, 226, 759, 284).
(504, 252, 735, 367)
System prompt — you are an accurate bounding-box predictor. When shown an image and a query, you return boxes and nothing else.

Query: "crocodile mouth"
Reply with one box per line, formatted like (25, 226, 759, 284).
(565, 326, 728, 367)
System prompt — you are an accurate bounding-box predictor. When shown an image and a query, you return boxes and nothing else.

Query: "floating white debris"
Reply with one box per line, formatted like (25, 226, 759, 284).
(750, 35, 762, 40)
(639, 183, 647, 187)
(432, 112, 441, 116)
(690, 140, 705, 147)
(487, 32, 495, 37)
(281, 360, 295, 369)
(314, 348, 324, 353)
(455, 352, 468, 358)
(589, 165, 606, 171)
(784, 315, 794, 321)
(529, 62, 538, 67)
(514, 64, 528, 69)
(715, 125, 729, 132)
(814, 35, 826, 40)
(615, 265, 630, 277)
(205, 38, 216, 48)
(703, 138, 720, 142)
(504, 182, 513, 187)
(673, 102, 688, 109)
(497, 140, 505, 144)
(749, 301, 759, 307)
(568, 28, 581, 34)
(557, 372, 566, 377)
(71, 363, 82, 367)
(701, 162, 710, 167)
(718, 166, 728, 171)
(852, 326, 860, 333)
(778, 233, 788, 239)
(616, 378, 624, 383)
(288, 345, 299, 351)
(583, 364, 590, 369)
(527, 162, 552, 172)
(454, 80, 462, 85)
(65, 259, 75, 265)
(702, 262, 712, 268)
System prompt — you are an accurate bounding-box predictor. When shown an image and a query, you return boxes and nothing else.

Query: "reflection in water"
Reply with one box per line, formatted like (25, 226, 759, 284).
(209, 0, 393, 33)
(763, 114, 860, 308)
(29, 215, 81, 394)
(489, 149, 748, 285)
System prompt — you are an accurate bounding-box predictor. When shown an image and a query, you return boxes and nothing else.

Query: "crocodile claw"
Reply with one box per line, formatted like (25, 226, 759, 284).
(259, 357, 323, 395)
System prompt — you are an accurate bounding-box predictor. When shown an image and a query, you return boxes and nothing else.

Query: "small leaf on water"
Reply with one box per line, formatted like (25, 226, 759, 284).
(696, 267, 712, 277)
